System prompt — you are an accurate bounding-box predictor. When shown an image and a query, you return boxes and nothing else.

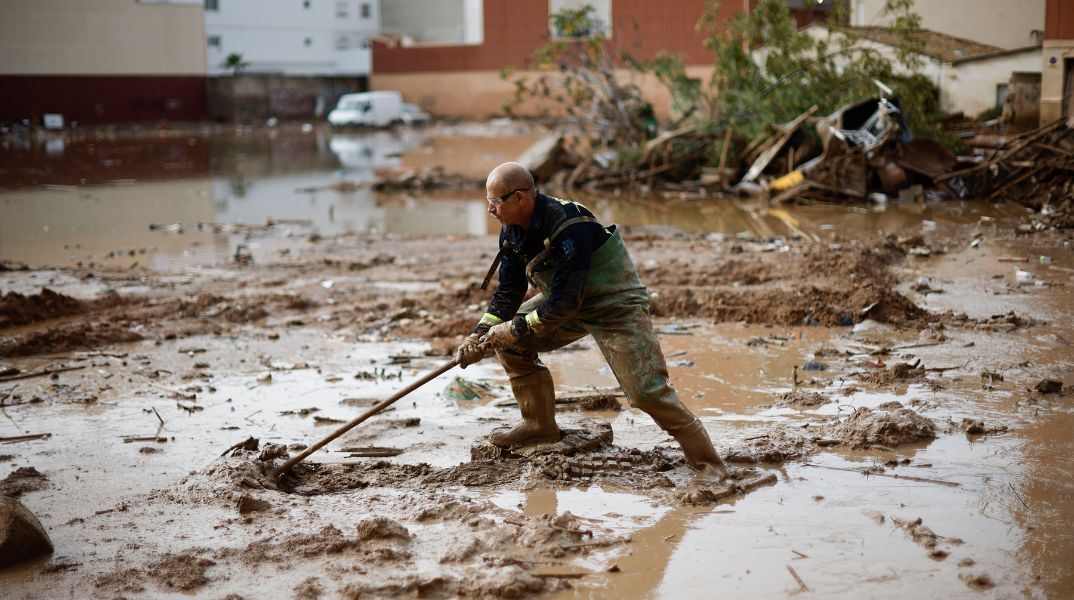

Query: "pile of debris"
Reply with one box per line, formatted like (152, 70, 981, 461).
(939, 119, 1074, 230)
(523, 79, 1072, 224)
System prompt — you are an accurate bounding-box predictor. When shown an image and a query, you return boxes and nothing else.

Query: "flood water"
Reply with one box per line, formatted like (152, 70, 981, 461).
(0, 123, 1037, 269)
(1, 123, 1073, 598)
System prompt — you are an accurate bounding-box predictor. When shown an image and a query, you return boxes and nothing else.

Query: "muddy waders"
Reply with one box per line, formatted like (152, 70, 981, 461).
(493, 225, 728, 482)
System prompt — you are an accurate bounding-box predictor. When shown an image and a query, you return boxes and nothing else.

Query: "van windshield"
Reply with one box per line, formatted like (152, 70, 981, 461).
(339, 100, 369, 111)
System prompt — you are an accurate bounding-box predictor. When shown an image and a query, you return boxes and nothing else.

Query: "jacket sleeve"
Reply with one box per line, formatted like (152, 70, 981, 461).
(474, 232, 528, 336)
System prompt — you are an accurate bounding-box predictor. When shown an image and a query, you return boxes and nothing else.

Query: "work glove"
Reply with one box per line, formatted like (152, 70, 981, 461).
(455, 333, 485, 369)
(480, 321, 519, 351)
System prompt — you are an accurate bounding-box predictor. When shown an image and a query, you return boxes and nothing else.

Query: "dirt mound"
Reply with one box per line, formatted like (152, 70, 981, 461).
(148, 548, 214, 591)
(339, 566, 546, 599)
(287, 462, 434, 495)
(774, 390, 832, 408)
(355, 516, 411, 542)
(638, 236, 926, 327)
(0, 467, 48, 498)
(649, 284, 923, 327)
(858, 361, 926, 385)
(0, 321, 143, 358)
(156, 442, 286, 505)
(724, 426, 819, 463)
(824, 408, 936, 448)
(178, 293, 269, 323)
(0, 289, 87, 329)
(216, 525, 363, 563)
(93, 567, 146, 594)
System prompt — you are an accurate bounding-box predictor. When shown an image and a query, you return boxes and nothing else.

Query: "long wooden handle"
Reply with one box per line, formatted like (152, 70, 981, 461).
(272, 358, 458, 478)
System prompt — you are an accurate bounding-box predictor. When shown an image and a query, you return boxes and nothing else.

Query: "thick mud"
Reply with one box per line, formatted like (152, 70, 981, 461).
(2, 124, 1074, 597)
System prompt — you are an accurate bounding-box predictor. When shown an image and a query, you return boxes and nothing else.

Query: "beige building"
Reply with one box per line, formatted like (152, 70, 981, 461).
(852, 0, 1046, 50)
(0, 0, 207, 123)
(1041, 0, 1074, 123)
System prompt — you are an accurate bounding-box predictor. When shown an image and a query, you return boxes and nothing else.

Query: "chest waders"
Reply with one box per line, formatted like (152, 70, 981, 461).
(489, 214, 729, 484)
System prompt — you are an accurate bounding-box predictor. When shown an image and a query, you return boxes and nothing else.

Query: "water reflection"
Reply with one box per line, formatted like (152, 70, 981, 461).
(0, 125, 1035, 269)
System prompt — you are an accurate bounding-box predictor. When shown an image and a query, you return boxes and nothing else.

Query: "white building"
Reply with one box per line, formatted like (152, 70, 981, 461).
(204, 0, 379, 77)
(800, 24, 1042, 119)
(851, 0, 1046, 50)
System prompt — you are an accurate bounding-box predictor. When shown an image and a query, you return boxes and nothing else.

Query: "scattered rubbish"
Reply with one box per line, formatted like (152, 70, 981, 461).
(960, 419, 1008, 436)
(279, 407, 319, 417)
(443, 376, 497, 402)
(1034, 379, 1063, 394)
(0, 365, 86, 383)
(0, 433, 52, 445)
(121, 436, 167, 444)
(312, 416, 346, 424)
(804, 464, 958, 488)
(338, 447, 404, 458)
(786, 564, 809, 593)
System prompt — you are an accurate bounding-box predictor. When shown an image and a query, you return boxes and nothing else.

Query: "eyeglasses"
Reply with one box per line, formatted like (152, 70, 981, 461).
(487, 187, 530, 208)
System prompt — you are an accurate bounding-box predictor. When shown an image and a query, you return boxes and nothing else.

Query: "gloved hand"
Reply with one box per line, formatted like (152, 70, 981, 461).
(455, 333, 485, 368)
(480, 321, 519, 351)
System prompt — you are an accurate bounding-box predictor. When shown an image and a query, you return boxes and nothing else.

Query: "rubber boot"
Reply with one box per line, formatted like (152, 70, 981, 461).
(673, 418, 729, 485)
(489, 371, 560, 447)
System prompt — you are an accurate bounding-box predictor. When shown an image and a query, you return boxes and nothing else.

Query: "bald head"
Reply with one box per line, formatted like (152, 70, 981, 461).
(485, 162, 537, 227)
(486, 162, 534, 197)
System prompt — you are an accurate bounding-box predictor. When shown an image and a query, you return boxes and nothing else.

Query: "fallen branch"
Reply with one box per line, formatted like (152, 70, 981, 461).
(147, 381, 196, 401)
(803, 463, 960, 487)
(121, 436, 166, 443)
(0, 365, 87, 383)
(0, 432, 52, 444)
(786, 564, 809, 592)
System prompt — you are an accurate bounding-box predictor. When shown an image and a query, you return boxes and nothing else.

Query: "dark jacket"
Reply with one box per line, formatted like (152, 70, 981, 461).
(476, 192, 610, 337)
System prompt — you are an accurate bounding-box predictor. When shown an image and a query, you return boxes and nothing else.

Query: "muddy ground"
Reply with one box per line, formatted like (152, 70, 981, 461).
(1, 123, 1073, 598)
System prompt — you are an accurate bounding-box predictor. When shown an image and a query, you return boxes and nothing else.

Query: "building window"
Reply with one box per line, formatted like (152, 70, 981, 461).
(995, 84, 1008, 109)
(204, 0, 218, 10)
(360, 2, 370, 18)
(335, 0, 348, 18)
(335, 33, 351, 50)
(550, 0, 611, 38)
(304, 37, 313, 47)
(303, 0, 311, 9)
(207, 35, 221, 49)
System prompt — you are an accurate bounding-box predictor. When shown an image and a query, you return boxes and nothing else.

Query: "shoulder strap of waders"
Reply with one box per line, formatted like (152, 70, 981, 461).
(481, 240, 513, 291)
(524, 216, 600, 288)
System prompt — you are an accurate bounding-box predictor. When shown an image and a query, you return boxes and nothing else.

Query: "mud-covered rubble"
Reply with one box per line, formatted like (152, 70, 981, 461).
(856, 360, 927, 386)
(725, 426, 820, 464)
(773, 389, 832, 408)
(823, 407, 936, 449)
(0, 466, 49, 498)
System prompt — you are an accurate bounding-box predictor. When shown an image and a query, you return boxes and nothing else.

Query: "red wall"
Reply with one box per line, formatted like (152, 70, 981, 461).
(374, 0, 737, 73)
(0, 76, 207, 125)
(1046, 0, 1074, 39)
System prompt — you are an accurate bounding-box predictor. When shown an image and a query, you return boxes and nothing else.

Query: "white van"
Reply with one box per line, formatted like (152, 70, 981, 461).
(328, 91, 430, 127)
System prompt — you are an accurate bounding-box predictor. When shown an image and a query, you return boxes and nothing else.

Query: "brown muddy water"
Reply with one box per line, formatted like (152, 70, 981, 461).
(1, 123, 1073, 598)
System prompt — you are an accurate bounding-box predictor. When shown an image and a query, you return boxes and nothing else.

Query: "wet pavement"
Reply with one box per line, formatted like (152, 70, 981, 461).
(1, 122, 1073, 598)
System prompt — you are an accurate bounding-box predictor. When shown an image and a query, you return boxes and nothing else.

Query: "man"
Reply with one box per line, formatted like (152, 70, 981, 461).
(456, 162, 728, 484)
